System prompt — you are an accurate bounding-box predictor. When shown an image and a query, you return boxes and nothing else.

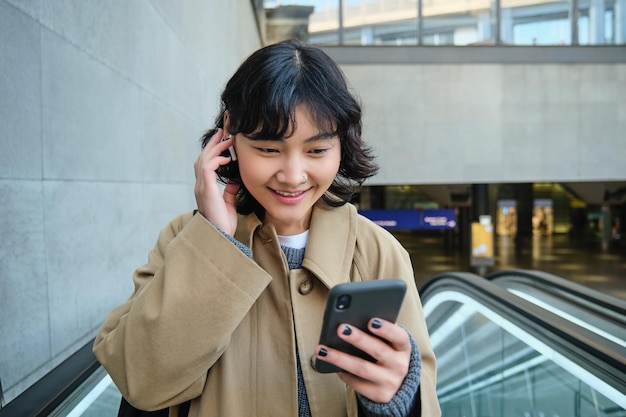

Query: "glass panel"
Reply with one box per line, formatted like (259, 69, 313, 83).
(307, 0, 342, 44)
(422, 0, 494, 45)
(500, 0, 573, 45)
(264, 1, 337, 44)
(341, 0, 419, 45)
(263, 0, 626, 45)
(578, 0, 626, 44)
(425, 296, 626, 416)
(615, 0, 626, 44)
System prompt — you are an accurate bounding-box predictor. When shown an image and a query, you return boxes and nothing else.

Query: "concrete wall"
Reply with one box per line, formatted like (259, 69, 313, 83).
(0, 0, 261, 402)
(340, 63, 626, 186)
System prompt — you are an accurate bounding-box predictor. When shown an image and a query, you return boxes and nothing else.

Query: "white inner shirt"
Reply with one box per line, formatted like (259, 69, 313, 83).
(277, 230, 309, 249)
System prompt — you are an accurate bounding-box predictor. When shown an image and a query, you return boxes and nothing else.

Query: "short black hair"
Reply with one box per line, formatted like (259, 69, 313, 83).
(201, 40, 378, 216)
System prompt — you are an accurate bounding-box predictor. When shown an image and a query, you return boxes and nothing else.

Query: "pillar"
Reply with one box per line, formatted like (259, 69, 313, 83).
(514, 183, 533, 247)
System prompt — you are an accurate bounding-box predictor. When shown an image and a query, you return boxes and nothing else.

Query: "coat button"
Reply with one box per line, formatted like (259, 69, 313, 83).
(298, 278, 314, 295)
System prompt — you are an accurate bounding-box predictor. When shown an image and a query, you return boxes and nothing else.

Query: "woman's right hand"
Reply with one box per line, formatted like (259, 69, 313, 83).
(194, 128, 240, 236)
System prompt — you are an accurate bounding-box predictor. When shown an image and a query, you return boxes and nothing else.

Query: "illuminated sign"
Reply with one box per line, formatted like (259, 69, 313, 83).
(359, 210, 420, 229)
(421, 209, 457, 230)
(359, 209, 457, 230)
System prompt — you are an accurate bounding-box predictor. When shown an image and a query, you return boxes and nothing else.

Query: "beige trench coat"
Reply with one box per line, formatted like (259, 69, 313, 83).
(94, 203, 440, 417)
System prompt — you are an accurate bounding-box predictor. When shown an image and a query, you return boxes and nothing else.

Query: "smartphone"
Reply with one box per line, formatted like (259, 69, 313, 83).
(311, 279, 407, 373)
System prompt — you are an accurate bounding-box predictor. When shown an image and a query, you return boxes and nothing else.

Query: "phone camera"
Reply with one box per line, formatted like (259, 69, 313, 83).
(336, 294, 351, 310)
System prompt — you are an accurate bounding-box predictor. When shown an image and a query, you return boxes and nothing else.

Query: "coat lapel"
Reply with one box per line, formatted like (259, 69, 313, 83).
(235, 212, 263, 248)
(302, 203, 358, 289)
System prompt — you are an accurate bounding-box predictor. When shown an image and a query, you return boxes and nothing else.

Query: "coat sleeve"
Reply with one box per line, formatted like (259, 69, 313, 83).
(353, 219, 441, 417)
(93, 213, 272, 411)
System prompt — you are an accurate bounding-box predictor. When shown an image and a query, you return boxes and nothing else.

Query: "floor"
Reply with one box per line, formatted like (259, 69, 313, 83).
(393, 230, 626, 301)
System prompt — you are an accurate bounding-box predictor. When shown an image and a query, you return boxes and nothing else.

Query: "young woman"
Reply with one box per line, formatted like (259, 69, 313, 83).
(94, 40, 440, 417)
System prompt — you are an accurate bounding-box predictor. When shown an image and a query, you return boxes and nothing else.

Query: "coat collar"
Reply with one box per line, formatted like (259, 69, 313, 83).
(302, 203, 357, 289)
(237, 212, 263, 248)
(237, 203, 358, 290)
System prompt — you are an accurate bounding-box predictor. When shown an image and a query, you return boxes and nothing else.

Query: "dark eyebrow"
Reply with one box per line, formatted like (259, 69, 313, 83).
(244, 132, 336, 142)
(304, 132, 336, 143)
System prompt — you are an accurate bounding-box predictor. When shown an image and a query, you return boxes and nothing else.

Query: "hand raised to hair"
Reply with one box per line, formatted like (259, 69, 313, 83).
(193, 129, 240, 236)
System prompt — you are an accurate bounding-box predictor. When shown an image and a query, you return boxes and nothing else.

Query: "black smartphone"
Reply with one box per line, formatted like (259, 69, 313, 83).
(311, 279, 407, 373)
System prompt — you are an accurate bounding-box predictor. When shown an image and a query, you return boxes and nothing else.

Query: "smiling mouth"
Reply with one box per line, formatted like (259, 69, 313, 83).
(273, 189, 307, 197)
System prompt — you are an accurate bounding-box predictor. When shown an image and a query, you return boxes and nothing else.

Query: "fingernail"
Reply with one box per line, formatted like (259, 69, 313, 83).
(371, 319, 382, 329)
(318, 347, 328, 357)
(342, 325, 352, 336)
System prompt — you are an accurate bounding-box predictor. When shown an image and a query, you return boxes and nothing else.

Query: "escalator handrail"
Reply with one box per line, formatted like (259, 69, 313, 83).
(486, 269, 626, 322)
(0, 339, 99, 417)
(419, 272, 626, 394)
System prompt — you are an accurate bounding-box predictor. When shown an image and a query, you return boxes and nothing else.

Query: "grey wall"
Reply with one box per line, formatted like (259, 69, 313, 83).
(0, 0, 261, 402)
(341, 63, 626, 186)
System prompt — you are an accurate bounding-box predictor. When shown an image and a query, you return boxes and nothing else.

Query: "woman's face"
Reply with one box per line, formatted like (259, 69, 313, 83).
(233, 105, 341, 235)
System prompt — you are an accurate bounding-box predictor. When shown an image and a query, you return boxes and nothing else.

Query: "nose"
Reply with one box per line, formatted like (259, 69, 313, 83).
(275, 157, 307, 186)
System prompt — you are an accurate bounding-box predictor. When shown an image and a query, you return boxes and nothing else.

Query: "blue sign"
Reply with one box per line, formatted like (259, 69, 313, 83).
(358, 209, 420, 229)
(420, 209, 457, 230)
(359, 209, 457, 230)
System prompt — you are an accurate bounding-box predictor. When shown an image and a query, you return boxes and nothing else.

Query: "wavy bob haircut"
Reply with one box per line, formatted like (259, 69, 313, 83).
(200, 40, 378, 216)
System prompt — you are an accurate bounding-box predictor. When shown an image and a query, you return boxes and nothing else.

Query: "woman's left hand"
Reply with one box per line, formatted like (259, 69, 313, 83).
(315, 318, 411, 403)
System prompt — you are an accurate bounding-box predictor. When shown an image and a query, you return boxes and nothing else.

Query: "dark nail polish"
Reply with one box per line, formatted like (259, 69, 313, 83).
(372, 319, 382, 329)
(342, 325, 352, 336)
(318, 347, 328, 357)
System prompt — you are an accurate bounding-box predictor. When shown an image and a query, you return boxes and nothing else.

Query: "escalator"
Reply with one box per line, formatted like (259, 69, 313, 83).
(2, 270, 625, 416)
(421, 270, 626, 416)
(487, 269, 626, 348)
(0, 341, 119, 417)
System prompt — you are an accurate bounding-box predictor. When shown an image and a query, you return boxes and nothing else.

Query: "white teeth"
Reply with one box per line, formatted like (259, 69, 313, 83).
(275, 190, 301, 197)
